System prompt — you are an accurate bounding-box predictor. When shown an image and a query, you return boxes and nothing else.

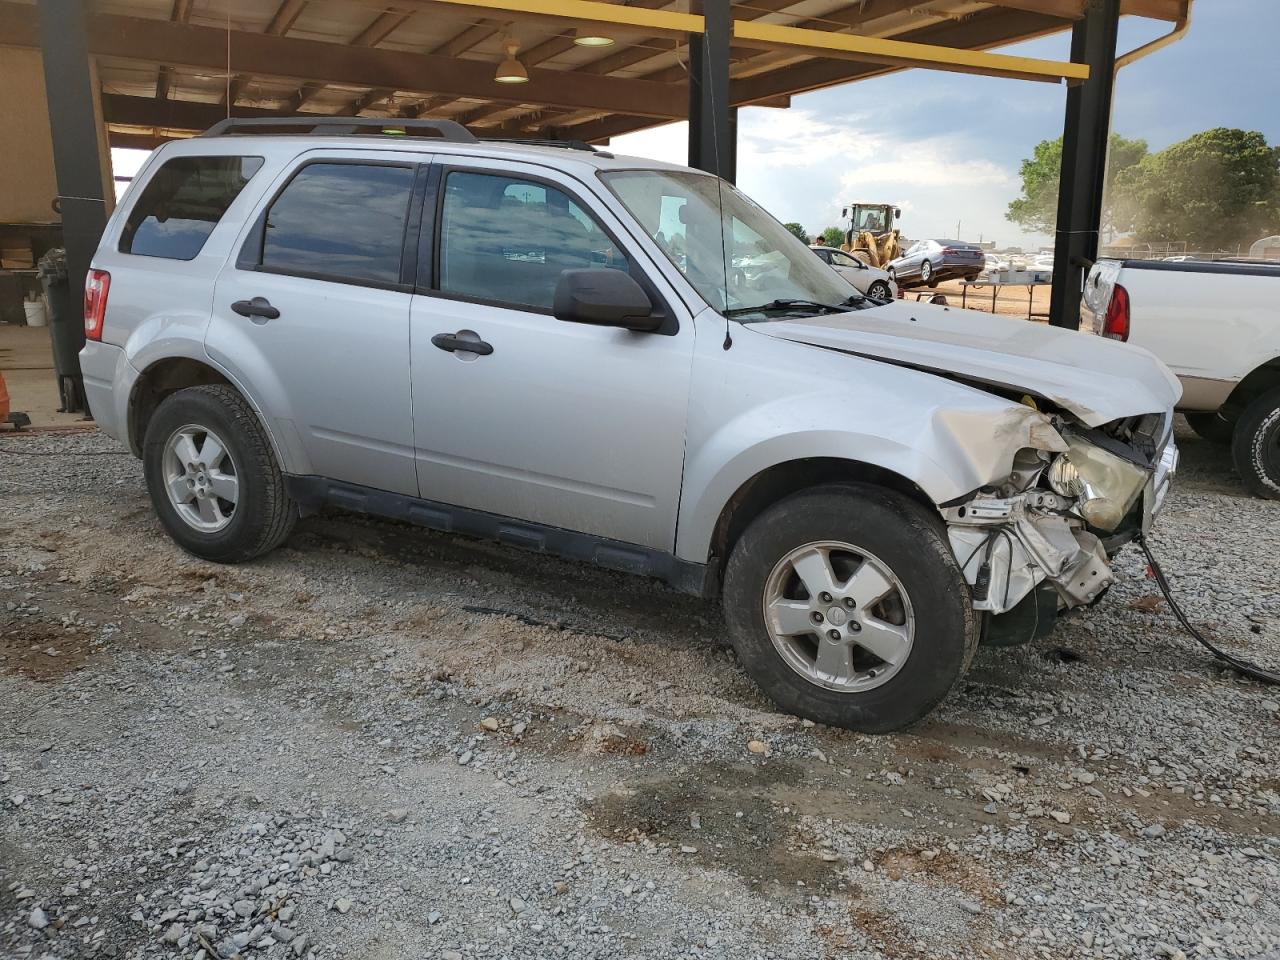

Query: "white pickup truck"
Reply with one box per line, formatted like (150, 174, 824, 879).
(1081, 258, 1280, 498)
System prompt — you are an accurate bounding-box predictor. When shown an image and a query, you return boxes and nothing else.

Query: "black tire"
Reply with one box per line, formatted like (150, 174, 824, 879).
(919, 260, 933, 284)
(1231, 386, 1280, 500)
(143, 384, 297, 562)
(867, 280, 892, 301)
(721, 484, 977, 733)
(1184, 410, 1235, 445)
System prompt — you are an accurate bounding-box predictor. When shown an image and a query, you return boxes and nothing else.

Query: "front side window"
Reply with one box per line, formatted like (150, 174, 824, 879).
(437, 170, 630, 312)
(602, 170, 862, 318)
(830, 250, 863, 269)
(260, 162, 414, 284)
(121, 155, 263, 260)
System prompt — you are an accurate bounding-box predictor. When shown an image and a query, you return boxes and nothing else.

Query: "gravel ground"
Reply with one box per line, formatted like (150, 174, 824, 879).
(1, 422, 1277, 960)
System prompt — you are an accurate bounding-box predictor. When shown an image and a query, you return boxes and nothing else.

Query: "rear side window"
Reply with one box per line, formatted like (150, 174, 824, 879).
(258, 162, 414, 285)
(120, 155, 263, 260)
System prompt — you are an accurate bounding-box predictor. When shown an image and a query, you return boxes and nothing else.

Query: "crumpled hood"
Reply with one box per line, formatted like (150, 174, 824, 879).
(752, 300, 1181, 427)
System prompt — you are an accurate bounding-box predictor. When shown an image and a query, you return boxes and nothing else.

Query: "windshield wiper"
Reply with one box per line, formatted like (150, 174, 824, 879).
(723, 297, 857, 318)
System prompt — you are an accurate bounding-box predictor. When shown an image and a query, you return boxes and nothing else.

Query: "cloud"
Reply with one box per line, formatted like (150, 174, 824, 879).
(736, 109, 875, 166)
(846, 152, 1015, 189)
(613, 108, 1030, 247)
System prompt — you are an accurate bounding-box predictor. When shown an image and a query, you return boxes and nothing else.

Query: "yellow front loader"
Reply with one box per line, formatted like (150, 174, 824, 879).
(840, 202, 903, 269)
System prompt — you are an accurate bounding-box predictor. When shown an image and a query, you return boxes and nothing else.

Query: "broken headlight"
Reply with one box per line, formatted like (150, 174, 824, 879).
(1047, 438, 1149, 532)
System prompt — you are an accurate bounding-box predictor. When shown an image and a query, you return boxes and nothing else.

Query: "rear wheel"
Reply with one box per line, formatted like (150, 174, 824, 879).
(867, 280, 892, 301)
(143, 384, 297, 562)
(1184, 410, 1235, 445)
(722, 485, 976, 733)
(919, 260, 934, 285)
(1231, 386, 1280, 499)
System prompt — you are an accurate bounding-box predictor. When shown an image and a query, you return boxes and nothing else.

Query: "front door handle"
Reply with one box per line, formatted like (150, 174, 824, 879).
(431, 331, 493, 356)
(231, 297, 280, 320)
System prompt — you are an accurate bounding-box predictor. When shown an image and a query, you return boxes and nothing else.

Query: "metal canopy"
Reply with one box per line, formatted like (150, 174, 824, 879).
(0, 0, 1183, 150)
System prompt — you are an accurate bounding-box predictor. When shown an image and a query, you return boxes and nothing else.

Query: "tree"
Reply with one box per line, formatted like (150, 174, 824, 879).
(820, 226, 845, 247)
(1115, 128, 1280, 250)
(782, 222, 810, 243)
(1006, 134, 1148, 236)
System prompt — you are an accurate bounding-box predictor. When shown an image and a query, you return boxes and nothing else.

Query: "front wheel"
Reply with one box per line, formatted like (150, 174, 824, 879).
(867, 280, 892, 301)
(1231, 386, 1280, 499)
(722, 485, 977, 733)
(143, 384, 297, 562)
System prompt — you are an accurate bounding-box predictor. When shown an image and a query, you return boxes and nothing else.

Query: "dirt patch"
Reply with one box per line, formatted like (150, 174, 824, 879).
(876, 848, 1001, 906)
(585, 759, 852, 895)
(0, 619, 94, 681)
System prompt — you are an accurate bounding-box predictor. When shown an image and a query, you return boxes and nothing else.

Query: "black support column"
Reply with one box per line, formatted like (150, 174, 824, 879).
(37, 0, 110, 308)
(688, 0, 735, 181)
(1049, 0, 1120, 328)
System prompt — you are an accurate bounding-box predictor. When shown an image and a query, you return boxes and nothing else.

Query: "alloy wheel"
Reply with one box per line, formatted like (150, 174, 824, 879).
(762, 541, 915, 693)
(162, 424, 239, 533)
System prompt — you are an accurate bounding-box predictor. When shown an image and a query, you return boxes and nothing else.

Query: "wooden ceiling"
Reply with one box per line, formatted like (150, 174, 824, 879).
(0, 0, 1185, 149)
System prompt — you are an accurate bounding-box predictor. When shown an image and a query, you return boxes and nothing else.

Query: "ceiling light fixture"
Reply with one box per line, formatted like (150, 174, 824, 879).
(572, 28, 614, 47)
(495, 39, 529, 84)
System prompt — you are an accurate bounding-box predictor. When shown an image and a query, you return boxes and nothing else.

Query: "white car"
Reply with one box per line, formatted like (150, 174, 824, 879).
(809, 246, 897, 300)
(1082, 257, 1280, 497)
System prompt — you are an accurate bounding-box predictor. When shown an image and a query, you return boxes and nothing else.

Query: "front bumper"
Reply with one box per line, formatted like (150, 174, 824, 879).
(946, 430, 1179, 617)
(1144, 436, 1179, 532)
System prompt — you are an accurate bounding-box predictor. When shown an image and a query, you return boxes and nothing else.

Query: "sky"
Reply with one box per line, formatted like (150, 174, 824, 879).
(612, 0, 1280, 251)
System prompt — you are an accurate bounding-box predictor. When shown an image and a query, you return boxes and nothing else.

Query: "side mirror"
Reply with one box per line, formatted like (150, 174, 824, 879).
(841, 207, 848, 218)
(554, 268, 659, 332)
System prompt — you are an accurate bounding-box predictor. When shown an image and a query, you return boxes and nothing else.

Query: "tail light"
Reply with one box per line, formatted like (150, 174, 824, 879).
(84, 269, 110, 341)
(1102, 283, 1129, 341)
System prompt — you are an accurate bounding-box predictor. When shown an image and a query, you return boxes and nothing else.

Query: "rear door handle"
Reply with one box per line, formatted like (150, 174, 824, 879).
(231, 297, 280, 320)
(431, 332, 493, 356)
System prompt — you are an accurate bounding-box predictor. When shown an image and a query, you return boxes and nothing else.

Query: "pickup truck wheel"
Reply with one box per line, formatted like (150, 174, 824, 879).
(143, 384, 297, 562)
(1231, 386, 1280, 500)
(722, 484, 977, 733)
(1184, 411, 1235, 445)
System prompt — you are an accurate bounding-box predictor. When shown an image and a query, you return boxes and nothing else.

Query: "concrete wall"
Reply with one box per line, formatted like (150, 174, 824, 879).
(0, 46, 114, 225)
(0, 48, 60, 224)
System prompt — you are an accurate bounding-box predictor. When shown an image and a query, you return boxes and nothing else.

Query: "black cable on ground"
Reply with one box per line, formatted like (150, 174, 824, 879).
(1135, 533, 1280, 686)
(0, 447, 131, 456)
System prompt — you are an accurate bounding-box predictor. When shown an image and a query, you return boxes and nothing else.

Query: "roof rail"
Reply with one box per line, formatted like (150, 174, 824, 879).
(485, 137, 613, 158)
(200, 117, 478, 143)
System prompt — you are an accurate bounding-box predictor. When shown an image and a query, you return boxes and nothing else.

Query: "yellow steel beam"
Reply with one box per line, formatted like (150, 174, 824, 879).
(419, 0, 703, 39)
(732, 19, 1091, 84)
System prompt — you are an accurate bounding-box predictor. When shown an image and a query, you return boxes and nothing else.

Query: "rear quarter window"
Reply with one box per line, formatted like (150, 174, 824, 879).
(120, 155, 264, 260)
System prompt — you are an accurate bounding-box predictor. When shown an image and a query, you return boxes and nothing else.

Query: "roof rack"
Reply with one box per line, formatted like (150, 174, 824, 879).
(485, 137, 613, 158)
(200, 117, 478, 143)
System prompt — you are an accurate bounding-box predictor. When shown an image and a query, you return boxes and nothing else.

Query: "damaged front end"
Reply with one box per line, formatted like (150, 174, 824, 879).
(944, 408, 1178, 638)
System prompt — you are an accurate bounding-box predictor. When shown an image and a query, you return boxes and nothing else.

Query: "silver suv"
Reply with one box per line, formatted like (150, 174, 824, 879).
(80, 118, 1179, 732)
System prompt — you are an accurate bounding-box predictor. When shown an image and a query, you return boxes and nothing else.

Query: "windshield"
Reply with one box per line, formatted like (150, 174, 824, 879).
(600, 169, 864, 320)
